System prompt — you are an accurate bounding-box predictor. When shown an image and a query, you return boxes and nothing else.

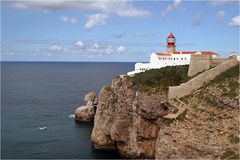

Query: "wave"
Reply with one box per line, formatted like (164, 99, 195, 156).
(68, 114, 75, 119)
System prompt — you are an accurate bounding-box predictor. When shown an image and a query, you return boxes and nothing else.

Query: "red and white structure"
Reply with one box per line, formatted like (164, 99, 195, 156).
(127, 33, 219, 75)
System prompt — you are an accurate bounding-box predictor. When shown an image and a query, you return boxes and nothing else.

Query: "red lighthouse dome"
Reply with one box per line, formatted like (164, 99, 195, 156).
(168, 32, 175, 38)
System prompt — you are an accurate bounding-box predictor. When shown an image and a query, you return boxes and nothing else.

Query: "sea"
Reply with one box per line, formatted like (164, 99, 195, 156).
(1, 62, 134, 159)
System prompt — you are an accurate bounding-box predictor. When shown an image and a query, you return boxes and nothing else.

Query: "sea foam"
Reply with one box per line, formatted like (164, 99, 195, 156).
(68, 114, 75, 119)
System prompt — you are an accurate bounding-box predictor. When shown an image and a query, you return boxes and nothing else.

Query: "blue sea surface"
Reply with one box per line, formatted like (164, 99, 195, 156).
(1, 62, 134, 159)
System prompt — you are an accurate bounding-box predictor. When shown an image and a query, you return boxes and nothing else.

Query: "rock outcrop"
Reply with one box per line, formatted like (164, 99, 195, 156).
(75, 92, 98, 122)
(91, 77, 172, 158)
(90, 64, 239, 159)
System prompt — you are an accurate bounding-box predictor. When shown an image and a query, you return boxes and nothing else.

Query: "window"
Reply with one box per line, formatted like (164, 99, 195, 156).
(174, 58, 175, 60)
(185, 58, 187, 60)
(181, 58, 183, 60)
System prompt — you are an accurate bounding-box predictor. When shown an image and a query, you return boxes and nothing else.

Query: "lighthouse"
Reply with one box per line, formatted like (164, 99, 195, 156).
(167, 33, 176, 53)
(127, 33, 219, 76)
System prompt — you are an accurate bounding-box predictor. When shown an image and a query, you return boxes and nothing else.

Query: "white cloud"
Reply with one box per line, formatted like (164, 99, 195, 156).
(75, 41, 85, 49)
(229, 16, 240, 27)
(10, 3, 28, 9)
(135, 32, 154, 37)
(217, 11, 226, 19)
(84, 13, 108, 31)
(70, 18, 77, 24)
(9, 1, 150, 18)
(60, 16, 77, 24)
(85, 43, 114, 55)
(60, 16, 69, 23)
(192, 12, 203, 26)
(93, 43, 100, 49)
(113, 33, 126, 39)
(106, 45, 114, 54)
(210, 0, 231, 6)
(49, 45, 62, 51)
(117, 46, 126, 53)
(160, 0, 182, 17)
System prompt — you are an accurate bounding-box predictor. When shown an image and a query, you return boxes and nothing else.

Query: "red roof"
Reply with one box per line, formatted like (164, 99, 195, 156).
(155, 53, 171, 56)
(155, 51, 219, 56)
(168, 33, 175, 38)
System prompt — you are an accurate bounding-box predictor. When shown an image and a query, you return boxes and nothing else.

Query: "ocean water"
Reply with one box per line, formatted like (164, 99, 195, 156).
(1, 62, 134, 159)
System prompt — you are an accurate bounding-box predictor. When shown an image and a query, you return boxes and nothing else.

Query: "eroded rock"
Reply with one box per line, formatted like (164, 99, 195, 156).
(75, 92, 97, 122)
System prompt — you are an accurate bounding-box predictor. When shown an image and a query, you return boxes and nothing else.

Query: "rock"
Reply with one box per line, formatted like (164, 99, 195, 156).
(75, 92, 97, 122)
(91, 77, 169, 158)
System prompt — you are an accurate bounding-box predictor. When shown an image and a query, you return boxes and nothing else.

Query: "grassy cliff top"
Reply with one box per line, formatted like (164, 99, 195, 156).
(127, 65, 189, 91)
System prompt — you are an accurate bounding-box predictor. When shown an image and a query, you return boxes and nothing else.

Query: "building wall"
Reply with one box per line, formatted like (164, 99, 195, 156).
(135, 63, 150, 72)
(149, 53, 191, 69)
(168, 57, 239, 99)
(188, 54, 211, 77)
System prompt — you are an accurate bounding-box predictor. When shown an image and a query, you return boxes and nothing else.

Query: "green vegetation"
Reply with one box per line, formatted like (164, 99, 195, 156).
(229, 134, 240, 144)
(127, 65, 189, 92)
(209, 65, 239, 86)
(208, 65, 239, 98)
(104, 85, 112, 92)
(176, 110, 187, 121)
(221, 149, 239, 159)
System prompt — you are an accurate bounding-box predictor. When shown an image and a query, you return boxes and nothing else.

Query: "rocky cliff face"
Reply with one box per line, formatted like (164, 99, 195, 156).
(91, 77, 170, 158)
(91, 65, 239, 159)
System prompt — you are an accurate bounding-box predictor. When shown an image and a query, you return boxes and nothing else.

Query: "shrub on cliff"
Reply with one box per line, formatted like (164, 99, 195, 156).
(127, 65, 189, 91)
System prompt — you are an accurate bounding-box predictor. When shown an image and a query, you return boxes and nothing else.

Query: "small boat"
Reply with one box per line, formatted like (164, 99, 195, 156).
(38, 126, 47, 130)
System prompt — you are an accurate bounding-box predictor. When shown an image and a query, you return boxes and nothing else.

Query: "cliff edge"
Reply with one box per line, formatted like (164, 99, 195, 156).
(91, 64, 239, 159)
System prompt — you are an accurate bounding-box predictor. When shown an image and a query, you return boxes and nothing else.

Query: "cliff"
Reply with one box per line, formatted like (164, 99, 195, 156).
(91, 64, 239, 159)
(156, 64, 239, 159)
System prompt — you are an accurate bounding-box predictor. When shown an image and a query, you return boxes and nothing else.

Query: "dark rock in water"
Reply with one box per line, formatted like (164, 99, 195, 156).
(75, 92, 98, 122)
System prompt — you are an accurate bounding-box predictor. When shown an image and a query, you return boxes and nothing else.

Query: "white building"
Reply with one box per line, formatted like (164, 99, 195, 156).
(127, 33, 218, 76)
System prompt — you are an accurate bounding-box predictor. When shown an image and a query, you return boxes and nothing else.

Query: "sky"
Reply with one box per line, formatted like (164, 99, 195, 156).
(1, 0, 240, 62)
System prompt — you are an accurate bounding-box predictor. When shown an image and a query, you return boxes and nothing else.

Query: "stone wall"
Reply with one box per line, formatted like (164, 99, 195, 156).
(211, 58, 227, 67)
(188, 54, 211, 77)
(168, 57, 239, 99)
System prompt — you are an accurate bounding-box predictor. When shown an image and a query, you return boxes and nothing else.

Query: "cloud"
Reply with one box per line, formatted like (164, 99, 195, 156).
(135, 32, 154, 37)
(73, 41, 115, 55)
(160, 0, 182, 17)
(117, 46, 126, 53)
(210, 0, 231, 6)
(75, 41, 85, 49)
(217, 11, 226, 19)
(15, 39, 62, 44)
(113, 33, 126, 39)
(229, 16, 240, 27)
(9, 1, 150, 18)
(49, 45, 62, 51)
(60, 16, 77, 24)
(60, 16, 69, 23)
(70, 18, 77, 24)
(84, 13, 108, 31)
(192, 12, 203, 26)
